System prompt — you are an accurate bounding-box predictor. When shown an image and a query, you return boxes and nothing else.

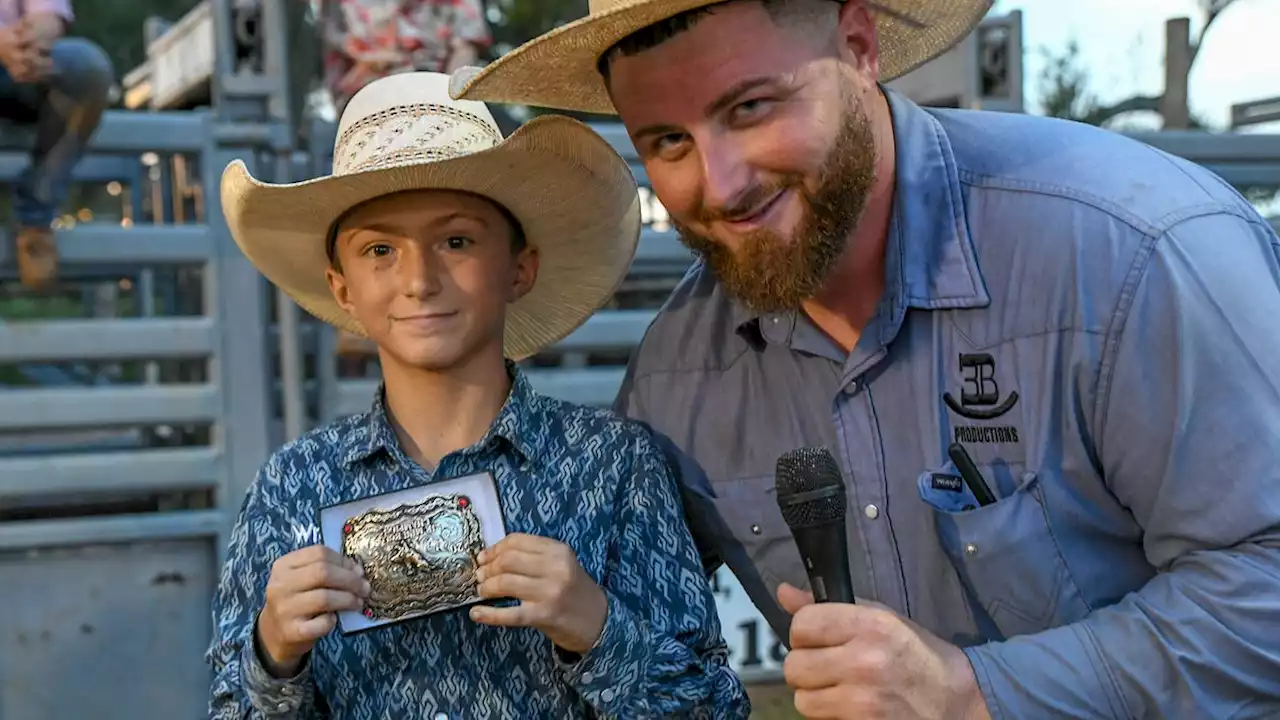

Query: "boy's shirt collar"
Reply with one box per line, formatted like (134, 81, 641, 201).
(339, 360, 540, 468)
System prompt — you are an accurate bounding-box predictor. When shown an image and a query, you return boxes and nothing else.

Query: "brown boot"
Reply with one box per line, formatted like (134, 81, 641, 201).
(15, 226, 58, 290)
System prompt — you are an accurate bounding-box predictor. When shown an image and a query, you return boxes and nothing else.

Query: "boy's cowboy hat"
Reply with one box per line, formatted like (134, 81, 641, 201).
(221, 72, 642, 361)
(448, 0, 994, 115)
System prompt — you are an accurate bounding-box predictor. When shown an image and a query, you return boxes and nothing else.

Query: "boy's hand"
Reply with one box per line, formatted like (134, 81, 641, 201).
(256, 545, 370, 678)
(470, 533, 608, 655)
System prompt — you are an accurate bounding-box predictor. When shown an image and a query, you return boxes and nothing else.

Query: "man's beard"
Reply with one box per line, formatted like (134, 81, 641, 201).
(673, 104, 877, 314)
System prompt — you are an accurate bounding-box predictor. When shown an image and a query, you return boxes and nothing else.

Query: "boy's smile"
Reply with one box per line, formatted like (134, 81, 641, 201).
(325, 189, 538, 373)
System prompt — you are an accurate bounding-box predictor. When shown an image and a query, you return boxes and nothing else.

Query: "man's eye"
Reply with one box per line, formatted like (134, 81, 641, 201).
(730, 98, 772, 123)
(653, 133, 689, 159)
(445, 236, 473, 250)
(365, 243, 392, 257)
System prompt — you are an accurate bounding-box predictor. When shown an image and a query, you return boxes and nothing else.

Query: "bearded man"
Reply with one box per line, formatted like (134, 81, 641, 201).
(449, 0, 1280, 718)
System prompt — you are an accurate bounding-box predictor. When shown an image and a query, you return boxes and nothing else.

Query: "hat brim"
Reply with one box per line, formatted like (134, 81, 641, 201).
(449, 0, 994, 115)
(221, 114, 642, 361)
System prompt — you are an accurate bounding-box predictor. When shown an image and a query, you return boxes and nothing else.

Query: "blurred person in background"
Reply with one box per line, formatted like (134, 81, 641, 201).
(0, 0, 112, 290)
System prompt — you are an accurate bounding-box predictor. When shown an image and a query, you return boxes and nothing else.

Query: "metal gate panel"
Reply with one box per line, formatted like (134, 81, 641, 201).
(0, 109, 274, 719)
(0, 540, 217, 720)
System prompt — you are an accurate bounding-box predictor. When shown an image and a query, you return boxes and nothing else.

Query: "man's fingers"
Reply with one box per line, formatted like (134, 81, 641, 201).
(469, 602, 536, 628)
(788, 604, 869, 649)
(782, 646, 853, 690)
(793, 686, 847, 720)
(477, 572, 542, 601)
(777, 583, 815, 614)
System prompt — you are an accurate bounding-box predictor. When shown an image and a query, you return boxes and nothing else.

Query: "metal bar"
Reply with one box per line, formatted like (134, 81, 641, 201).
(556, 310, 655, 351)
(0, 224, 214, 266)
(1125, 131, 1280, 163)
(0, 447, 222, 497)
(84, 110, 213, 153)
(203, 143, 273, 554)
(210, 122, 292, 150)
(0, 385, 221, 431)
(634, 228, 692, 270)
(1232, 96, 1280, 129)
(0, 153, 138, 183)
(210, 0, 237, 113)
(1195, 164, 1280, 188)
(0, 510, 224, 551)
(333, 368, 626, 418)
(0, 318, 217, 363)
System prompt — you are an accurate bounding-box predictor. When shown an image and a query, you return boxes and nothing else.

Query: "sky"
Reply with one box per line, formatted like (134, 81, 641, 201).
(992, 0, 1280, 130)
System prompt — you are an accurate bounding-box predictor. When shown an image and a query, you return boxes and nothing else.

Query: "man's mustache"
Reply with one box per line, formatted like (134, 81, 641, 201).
(697, 176, 804, 224)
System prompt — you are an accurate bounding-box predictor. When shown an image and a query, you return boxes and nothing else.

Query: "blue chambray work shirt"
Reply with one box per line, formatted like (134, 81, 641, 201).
(207, 366, 750, 719)
(615, 88, 1280, 718)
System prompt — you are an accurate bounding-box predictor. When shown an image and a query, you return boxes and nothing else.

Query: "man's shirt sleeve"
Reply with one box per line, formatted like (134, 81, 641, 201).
(206, 458, 323, 719)
(558, 431, 751, 718)
(966, 210, 1280, 719)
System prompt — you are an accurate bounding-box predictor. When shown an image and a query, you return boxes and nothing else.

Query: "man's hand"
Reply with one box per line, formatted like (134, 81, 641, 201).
(470, 533, 608, 655)
(0, 24, 50, 83)
(778, 583, 991, 720)
(256, 545, 370, 678)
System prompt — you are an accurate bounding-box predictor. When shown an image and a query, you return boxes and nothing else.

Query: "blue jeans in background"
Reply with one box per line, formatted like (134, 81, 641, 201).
(0, 37, 113, 229)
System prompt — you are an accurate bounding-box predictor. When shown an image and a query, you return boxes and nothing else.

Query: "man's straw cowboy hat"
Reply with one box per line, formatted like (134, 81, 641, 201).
(448, 0, 994, 115)
(221, 72, 642, 361)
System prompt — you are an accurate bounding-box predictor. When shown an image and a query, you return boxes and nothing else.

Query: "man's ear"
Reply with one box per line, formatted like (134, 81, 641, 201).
(836, 0, 880, 80)
(508, 245, 540, 303)
(326, 266, 357, 317)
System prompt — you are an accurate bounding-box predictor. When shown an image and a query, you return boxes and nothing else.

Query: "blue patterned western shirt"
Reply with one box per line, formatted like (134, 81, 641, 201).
(206, 367, 750, 719)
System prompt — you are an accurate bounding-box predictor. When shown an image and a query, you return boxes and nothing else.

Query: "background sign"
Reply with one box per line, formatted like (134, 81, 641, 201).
(710, 567, 787, 682)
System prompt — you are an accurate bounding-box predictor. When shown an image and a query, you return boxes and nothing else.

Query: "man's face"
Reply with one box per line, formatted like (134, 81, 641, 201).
(606, 0, 880, 313)
(326, 190, 537, 372)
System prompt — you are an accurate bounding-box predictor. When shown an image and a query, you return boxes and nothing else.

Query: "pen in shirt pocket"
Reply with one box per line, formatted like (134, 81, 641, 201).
(947, 442, 997, 507)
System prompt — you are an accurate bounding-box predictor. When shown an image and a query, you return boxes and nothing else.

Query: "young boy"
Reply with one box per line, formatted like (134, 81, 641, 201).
(207, 71, 750, 718)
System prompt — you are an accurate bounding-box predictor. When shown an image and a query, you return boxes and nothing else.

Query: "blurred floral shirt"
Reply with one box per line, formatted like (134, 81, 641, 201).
(321, 0, 491, 113)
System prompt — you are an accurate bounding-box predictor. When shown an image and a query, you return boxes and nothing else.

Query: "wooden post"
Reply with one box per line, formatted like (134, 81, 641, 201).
(1162, 17, 1192, 130)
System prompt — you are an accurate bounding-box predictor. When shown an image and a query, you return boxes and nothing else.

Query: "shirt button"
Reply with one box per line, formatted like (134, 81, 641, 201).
(601, 688, 616, 702)
(863, 504, 879, 519)
(276, 703, 290, 712)
(750, 524, 762, 535)
(434, 713, 449, 720)
(965, 543, 979, 556)
(581, 671, 594, 683)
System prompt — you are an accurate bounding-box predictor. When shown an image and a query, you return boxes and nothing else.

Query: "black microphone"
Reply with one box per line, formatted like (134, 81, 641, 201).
(774, 446, 855, 604)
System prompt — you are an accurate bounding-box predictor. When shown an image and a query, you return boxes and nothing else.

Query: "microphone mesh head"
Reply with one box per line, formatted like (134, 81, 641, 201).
(775, 446, 846, 527)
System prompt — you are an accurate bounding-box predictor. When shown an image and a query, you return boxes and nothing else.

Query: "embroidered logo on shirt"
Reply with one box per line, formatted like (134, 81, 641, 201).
(930, 473, 964, 492)
(944, 353, 1020, 444)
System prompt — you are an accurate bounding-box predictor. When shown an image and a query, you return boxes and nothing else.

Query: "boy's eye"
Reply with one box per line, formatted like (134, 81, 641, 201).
(365, 243, 392, 257)
(445, 236, 473, 250)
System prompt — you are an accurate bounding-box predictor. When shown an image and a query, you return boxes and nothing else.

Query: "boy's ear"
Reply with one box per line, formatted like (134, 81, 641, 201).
(326, 266, 357, 317)
(508, 245, 539, 303)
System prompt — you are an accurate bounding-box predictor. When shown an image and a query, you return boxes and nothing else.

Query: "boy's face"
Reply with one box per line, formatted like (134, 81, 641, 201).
(326, 189, 538, 372)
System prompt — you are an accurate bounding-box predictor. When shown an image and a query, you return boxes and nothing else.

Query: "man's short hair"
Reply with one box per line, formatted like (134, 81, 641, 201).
(596, 0, 810, 82)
